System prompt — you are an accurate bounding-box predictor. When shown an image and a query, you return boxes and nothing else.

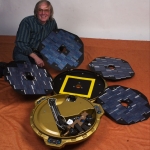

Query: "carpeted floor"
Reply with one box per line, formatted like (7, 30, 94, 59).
(0, 36, 150, 150)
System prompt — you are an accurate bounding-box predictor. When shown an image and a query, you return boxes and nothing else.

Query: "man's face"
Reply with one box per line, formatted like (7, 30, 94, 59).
(37, 2, 51, 24)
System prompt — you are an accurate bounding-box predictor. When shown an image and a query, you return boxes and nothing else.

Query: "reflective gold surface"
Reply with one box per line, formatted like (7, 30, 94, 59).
(30, 94, 104, 149)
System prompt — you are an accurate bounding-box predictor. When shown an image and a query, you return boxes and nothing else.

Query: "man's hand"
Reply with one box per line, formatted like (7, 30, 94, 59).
(29, 53, 44, 67)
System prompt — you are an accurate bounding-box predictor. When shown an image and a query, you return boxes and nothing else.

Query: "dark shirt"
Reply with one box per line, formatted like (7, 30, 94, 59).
(14, 15, 58, 56)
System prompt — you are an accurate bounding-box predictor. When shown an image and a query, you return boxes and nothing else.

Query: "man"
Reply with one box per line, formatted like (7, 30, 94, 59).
(13, 0, 58, 67)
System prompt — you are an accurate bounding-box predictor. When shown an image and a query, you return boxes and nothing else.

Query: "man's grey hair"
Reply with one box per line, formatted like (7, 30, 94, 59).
(34, 0, 54, 19)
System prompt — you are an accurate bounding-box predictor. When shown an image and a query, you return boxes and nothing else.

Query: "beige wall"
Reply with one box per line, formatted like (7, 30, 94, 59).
(0, 0, 149, 40)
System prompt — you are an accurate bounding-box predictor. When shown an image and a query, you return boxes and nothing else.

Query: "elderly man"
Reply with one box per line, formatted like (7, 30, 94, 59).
(13, 0, 58, 67)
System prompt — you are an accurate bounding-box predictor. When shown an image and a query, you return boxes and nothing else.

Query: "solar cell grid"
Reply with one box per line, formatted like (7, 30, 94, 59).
(96, 85, 150, 124)
(89, 57, 135, 80)
(40, 29, 84, 71)
(4, 62, 53, 95)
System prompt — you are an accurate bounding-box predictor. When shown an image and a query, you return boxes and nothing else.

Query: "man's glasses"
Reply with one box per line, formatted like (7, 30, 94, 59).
(38, 9, 50, 13)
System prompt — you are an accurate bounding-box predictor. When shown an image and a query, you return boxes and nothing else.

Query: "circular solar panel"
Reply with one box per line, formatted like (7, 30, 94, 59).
(3, 61, 53, 95)
(96, 85, 150, 125)
(39, 29, 84, 71)
(53, 69, 107, 100)
(89, 56, 135, 80)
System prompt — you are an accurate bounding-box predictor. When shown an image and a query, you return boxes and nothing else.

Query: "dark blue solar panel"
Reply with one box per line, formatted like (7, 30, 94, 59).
(40, 29, 84, 71)
(4, 61, 53, 95)
(96, 85, 150, 124)
(89, 57, 135, 80)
